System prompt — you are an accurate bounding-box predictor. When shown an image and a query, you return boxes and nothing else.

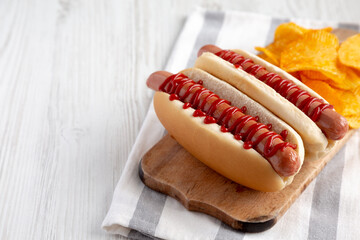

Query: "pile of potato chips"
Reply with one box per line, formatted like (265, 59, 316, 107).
(255, 22, 360, 128)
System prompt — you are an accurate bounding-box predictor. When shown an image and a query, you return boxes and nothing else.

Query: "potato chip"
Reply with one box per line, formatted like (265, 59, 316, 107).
(255, 43, 281, 64)
(257, 23, 333, 64)
(339, 66, 360, 89)
(319, 61, 360, 90)
(255, 47, 279, 66)
(321, 27, 334, 33)
(301, 74, 360, 128)
(256, 23, 309, 64)
(300, 70, 329, 81)
(274, 23, 332, 41)
(338, 34, 360, 70)
(274, 22, 308, 41)
(345, 115, 360, 129)
(280, 30, 348, 86)
(300, 74, 344, 110)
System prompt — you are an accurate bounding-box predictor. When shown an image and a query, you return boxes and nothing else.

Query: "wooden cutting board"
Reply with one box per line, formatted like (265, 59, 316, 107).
(139, 28, 357, 233)
(139, 131, 354, 233)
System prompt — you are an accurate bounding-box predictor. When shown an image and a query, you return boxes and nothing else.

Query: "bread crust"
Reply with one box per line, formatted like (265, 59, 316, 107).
(194, 51, 331, 159)
(153, 68, 305, 191)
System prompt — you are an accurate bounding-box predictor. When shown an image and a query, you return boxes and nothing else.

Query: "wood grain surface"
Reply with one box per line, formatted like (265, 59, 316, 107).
(1, 0, 360, 239)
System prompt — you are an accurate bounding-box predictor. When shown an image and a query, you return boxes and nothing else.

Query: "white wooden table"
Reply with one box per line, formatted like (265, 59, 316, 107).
(1, 0, 359, 239)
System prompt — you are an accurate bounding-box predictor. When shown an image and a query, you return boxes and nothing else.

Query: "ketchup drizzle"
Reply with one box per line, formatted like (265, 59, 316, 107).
(193, 109, 206, 117)
(215, 50, 334, 122)
(159, 73, 296, 158)
(280, 130, 288, 140)
(183, 102, 192, 109)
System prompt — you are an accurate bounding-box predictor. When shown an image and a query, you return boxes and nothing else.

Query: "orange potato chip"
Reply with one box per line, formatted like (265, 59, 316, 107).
(301, 74, 360, 128)
(259, 23, 333, 59)
(338, 33, 360, 70)
(274, 22, 308, 41)
(256, 23, 310, 64)
(344, 115, 360, 129)
(255, 47, 279, 66)
(273, 23, 331, 42)
(321, 27, 334, 32)
(340, 66, 360, 89)
(257, 52, 279, 66)
(299, 69, 357, 91)
(279, 30, 353, 88)
(255, 42, 282, 63)
(300, 74, 343, 110)
(319, 62, 360, 90)
(300, 70, 329, 81)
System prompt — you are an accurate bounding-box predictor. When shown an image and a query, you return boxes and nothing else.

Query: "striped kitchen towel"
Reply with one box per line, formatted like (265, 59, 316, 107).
(102, 8, 360, 240)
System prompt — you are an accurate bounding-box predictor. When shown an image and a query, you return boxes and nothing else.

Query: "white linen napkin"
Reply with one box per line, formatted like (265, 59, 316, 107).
(102, 8, 360, 240)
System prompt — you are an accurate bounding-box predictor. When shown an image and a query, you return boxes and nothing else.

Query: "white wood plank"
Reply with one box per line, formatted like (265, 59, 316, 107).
(0, 0, 359, 239)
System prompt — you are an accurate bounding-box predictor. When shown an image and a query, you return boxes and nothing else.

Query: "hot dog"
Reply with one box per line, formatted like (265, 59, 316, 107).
(195, 45, 349, 159)
(147, 68, 304, 191)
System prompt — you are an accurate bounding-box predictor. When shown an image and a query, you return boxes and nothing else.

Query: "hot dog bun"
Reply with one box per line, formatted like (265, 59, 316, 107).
(195, 50, 339, 160)
(153, 68, 304, 192)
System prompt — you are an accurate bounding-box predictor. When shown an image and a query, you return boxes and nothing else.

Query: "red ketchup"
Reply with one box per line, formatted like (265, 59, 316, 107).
(159, 73, 296, 158)
(193, 109, 206, 117)
(280, 130, 288, 140)
(215, 50, 334, 122)
(243, 141, 253, 149)
(183, 102, 192, 109)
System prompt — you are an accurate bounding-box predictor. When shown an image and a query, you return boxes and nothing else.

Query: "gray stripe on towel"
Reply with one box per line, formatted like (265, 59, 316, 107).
(307, 146, 346, 240)
(186, 11, 225, 68)
(338, 23, 360, 31)
(128, 186, 167, 238)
